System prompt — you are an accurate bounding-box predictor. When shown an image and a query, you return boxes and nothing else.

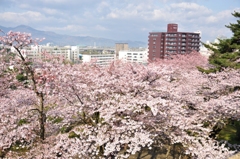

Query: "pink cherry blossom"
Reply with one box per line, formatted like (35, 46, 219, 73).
(0, 31, 240, 159)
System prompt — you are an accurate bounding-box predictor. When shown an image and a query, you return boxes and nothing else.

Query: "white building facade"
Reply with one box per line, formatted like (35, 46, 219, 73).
(119, 50, 148, 64)
(19, 45, 73, 61)
(17, 45, 116, 64)
(82, 54, 115, 66)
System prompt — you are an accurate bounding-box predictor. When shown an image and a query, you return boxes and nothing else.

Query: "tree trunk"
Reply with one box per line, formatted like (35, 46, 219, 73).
(39, 92, 45, 140)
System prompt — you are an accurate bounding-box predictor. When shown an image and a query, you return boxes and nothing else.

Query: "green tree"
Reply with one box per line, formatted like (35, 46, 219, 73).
(202, 11, 240, 72)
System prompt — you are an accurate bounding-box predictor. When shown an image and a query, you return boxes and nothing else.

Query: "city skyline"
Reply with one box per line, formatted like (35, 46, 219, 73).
(0, 0, 239, 43)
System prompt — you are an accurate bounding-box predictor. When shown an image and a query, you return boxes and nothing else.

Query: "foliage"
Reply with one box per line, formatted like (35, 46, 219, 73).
(68, 131, 80, 138)
(218, 120, 240, 145)
(10, 140, 29, 153)
(16, 74, 28, 82)
(18, 118, 29, 126)
(48, 116, 64, 124)
(202, 11, 240, 71)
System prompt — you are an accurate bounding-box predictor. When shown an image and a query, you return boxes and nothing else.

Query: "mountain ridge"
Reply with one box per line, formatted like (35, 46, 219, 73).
(0, 25, 146, 47)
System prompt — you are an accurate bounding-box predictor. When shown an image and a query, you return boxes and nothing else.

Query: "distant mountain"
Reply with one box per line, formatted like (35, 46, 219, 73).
(0, 25, 147, 47)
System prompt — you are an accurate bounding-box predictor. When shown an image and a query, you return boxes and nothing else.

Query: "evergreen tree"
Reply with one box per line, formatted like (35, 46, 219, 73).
(202, 11, 240, 72)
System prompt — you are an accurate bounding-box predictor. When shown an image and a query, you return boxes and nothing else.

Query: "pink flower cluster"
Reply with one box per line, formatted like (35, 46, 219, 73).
(0, 31, 239, 159)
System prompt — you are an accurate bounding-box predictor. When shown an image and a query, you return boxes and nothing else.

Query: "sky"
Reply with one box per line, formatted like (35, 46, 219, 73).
(0, 0, 239, 44)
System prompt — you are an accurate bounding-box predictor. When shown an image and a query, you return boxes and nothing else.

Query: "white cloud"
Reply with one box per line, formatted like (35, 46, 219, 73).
(95, 25, 108, 31)
(0, 11, 45, 23)
(205, 9, 238, 24)
(141, 27, 149, 31)
(97, 1, 110, 13)
(42, 8, 59, 15)
(39, 0, 69, 4)
(83, 11, 95, 19)
(170, 2, 210, 11)
(18, 3, 31, 9)
(0, 0, 239, 42)
(106, 12, 119, 19)
(44, 25, 86, 32)
(100, 1, 153, 19)
(149, 9, 168, 21)
(206, 15, 218, 23)
(104, 2, 212, 23)
(148, 2, 213, 22)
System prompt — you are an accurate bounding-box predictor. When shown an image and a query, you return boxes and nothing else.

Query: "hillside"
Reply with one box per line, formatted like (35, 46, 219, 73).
(0, 25, 146, 47)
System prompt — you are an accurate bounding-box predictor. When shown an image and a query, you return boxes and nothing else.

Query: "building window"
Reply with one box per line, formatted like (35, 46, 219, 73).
(151, 34, 158, 37)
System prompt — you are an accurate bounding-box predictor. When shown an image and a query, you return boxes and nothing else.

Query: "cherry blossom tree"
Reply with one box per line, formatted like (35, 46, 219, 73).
(0, 30, 62, 157)
(0, 31, 240, 159)
(35, 59, 239, 158)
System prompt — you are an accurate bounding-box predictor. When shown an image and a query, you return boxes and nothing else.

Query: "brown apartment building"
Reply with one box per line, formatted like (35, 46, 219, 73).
(148, 24, 201, 60)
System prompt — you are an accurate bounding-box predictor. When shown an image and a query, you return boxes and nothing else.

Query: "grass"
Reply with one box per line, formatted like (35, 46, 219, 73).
(218, 121, 240, 144)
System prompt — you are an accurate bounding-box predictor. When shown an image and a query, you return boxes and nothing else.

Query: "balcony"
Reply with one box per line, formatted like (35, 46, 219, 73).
(192, 35, 199, 38)
(166, 46, 177, 49)
(191, 39, 199, 42)
(166, 42, 177, 45)
(166, 33, 177, 37)
(166, 38, 177, 41)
